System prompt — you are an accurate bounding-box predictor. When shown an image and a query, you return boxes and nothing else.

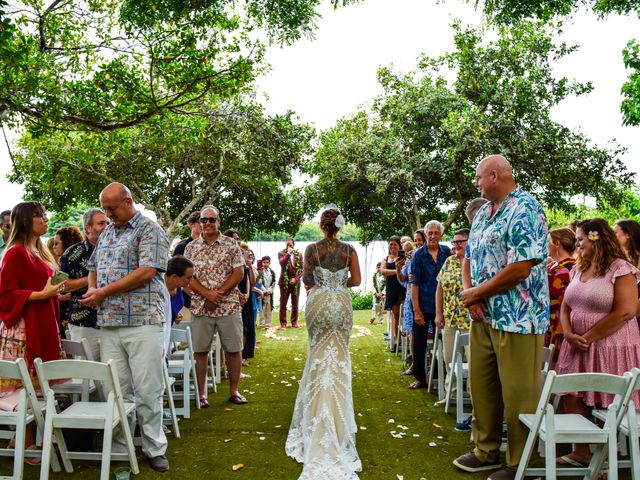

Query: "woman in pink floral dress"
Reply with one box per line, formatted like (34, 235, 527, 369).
(555, 218, 640, 467)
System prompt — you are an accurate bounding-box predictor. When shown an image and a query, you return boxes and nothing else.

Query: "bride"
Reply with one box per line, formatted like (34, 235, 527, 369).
(285, 205, 362, 479)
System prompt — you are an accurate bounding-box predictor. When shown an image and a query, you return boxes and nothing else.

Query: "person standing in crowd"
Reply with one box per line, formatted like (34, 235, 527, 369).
(454, 155, 549, 480)
(258, 256, 276, 328)
(278, 237, 303, 328)
(410, 221, 450, 389)
(546, 227, 576, 361)
(380, 236, 405, 352)
(80, 182, 170, 472)
(370, 262, 386, 325)
(59, 208, 109, 361)
(185, 205, 247, 406)
(238, 242, 256, 366)
(397, 240, 415, 375)
(0, 209, 11, 257)
(554, 218, 640, 467)
(223, 229, 241, 242)
(52, 225, 84, 337)
(435, 228, 471, 419)
(173, 212, 202, 256)
(0, 202, 66, 456)
(614, 219, 640, 268)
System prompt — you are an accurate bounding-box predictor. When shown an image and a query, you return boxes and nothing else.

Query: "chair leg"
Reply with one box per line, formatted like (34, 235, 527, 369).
(14, 396, 26, 480)
(608, 420, 619, 480)
(456, 361, 464, 423)
(101, 405, 114, 480)
(514, 430, 538, 480)
(437, 340, 445, 400)
(183, 362, 191, 418)
(53, 427, 73, 473)
(39, 409, 53, 480)
(444, 359, 454, 414)
(191, 353, 201, 410)
(215, 336, 222, 384)
(163, 363, 180, 439)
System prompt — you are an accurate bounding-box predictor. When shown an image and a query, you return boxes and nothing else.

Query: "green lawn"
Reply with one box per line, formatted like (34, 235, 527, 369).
(4, 310, 596, 479)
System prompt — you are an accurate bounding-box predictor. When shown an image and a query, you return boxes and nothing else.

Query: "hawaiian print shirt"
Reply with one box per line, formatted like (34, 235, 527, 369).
(59, 239, 98, 328)
(436, 255, 470, 329)
(185, 234, 244, 318)
(88, 211, 169, 327)
(467, 187, 550, 334)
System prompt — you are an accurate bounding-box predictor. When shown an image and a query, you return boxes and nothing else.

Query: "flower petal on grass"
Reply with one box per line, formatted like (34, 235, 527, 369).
(232, 464, 244, 471)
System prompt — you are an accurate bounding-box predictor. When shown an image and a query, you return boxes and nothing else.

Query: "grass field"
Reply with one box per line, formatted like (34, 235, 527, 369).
(4, 310, 600, 479)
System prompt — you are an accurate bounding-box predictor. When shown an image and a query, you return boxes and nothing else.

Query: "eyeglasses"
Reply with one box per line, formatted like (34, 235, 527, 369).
(33, 212, 47, 219)
(200, 217, 218, 224)
(102, 198, 126, 213)
(451, 239, 467, 245)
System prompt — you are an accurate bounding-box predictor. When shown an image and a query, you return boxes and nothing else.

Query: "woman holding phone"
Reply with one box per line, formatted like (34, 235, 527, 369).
(0, 201, 66, 458)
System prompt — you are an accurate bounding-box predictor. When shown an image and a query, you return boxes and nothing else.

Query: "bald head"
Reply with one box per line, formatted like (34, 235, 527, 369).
(477, 155, 513, 178)
(100, 182, 132, 202)
(99, 182, 136, 227)
(474, 154, 517, 204)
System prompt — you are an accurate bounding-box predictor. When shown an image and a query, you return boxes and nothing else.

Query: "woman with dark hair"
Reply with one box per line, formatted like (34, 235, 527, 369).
(546, 227, 577, 360)
(413, 229, 426, 247)
(380, 235, 406, 352)
(286, 204, 362, 479)
(0, 202, 65, 457)
(555, 218, 640, 467)
(52, 225, 84, 336)
(163, 255, 194, 362)
(614, 219, 640, 268)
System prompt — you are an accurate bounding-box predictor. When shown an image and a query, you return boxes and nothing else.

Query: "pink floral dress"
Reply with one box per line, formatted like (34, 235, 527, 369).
(556, 258, 640, 407)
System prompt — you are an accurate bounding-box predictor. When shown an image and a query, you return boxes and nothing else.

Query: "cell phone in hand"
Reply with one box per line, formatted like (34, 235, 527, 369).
(51, 270, 69, 285)
(397, 249, 406, 261)
(257, 259, 263, 270)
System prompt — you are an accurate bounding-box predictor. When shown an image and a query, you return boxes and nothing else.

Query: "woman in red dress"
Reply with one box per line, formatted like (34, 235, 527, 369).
(0, 202, 65, 456)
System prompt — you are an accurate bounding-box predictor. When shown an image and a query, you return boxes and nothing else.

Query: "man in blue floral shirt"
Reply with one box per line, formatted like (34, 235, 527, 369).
(453, 156, 549, 480)
(81, 182, 171, 473)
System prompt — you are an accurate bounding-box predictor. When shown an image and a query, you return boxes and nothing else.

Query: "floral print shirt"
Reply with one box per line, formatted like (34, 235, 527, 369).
(467, 187, 550, 334)
(185, 234, 244, 318)
(88, 211, 169, 327)
(436, 255, 470, 329)
(59, 239, 98, 328)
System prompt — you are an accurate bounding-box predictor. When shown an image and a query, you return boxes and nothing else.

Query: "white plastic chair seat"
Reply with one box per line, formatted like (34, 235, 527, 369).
(51, 378, 96, 394)
(520, 413, 610, 440)
(53, 401, 135, 429)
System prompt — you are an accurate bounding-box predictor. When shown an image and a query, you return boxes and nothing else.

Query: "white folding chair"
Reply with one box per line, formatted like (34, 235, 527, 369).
(0, 358, 61, 479)
(427, 326, 445, 399)
(516, 370, 633, 480)
(592, 367, 640, 478)
(35, 358, 139, 480)
(207, 333, 220, 392)
(162, 363, 180, 439)
(444, 331, 470, 423)
(168, 326, 201, 418)
(52, 338, 100, 403)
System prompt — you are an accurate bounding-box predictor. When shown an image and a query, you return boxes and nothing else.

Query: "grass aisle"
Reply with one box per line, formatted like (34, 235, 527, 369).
(13, 310, 489, 479)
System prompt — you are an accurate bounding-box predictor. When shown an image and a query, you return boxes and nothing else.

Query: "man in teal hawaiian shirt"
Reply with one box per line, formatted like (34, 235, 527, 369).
(453, 155, 549, 480)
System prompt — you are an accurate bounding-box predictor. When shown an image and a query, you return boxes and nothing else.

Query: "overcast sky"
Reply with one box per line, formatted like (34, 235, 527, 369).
(0, 0, 638, 208)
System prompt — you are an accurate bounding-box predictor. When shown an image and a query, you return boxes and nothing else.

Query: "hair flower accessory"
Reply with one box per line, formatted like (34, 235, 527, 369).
(321, 203, 346, 229)
(588, 230, 600, 241)
(335, 214, 345, 229)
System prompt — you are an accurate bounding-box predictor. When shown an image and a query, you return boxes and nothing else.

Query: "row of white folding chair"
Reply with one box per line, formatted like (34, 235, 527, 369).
(516, 369, 639, 480)
(0, 358, 62, 480)
(35, 357, 139, 480)
(52, 338, 99, 403)
(427, 327, 445, 400)
(168, 325, 201, 418)
(444, 330, 471, 424)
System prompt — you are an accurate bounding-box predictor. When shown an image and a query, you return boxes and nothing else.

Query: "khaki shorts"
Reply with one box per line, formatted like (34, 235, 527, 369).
(190, 312, 243, 353)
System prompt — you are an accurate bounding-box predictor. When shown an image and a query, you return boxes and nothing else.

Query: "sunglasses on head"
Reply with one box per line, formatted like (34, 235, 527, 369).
(200, 217, 217, 224)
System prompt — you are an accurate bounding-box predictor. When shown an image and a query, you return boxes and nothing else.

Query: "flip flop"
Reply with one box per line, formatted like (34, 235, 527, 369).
(229, 394, 248, 405)
(408, 380, 426, 389)
(556, 455, 589, 467)
(24, 444, 41, 466)
(199, 397, 210, 408)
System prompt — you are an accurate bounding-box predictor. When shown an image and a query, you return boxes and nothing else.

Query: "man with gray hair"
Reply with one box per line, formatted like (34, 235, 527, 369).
(59, 207, 109, 361)
(408, 219, 451, 389)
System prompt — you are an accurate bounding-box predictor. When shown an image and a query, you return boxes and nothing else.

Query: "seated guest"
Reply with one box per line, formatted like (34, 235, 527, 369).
(0, 202, 66, 457)
(555, 218, 640, 467)
(59, 208, 109, 361)
(546, 227, 576, 361)
(163, 255, 194, 357)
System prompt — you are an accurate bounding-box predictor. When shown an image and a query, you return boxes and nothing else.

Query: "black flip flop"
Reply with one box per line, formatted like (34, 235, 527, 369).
(229, 394, 248, 405)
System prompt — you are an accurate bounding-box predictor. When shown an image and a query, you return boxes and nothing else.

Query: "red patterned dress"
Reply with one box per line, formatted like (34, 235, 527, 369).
(546, 257, 575, 361)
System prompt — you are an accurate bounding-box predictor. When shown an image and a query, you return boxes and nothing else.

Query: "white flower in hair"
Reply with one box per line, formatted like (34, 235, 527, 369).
(321, 203, 345, 229)
(335, 214, 345, 229)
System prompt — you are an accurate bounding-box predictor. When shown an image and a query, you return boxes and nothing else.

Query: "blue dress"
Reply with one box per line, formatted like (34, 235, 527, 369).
(399, 260, 414, 332)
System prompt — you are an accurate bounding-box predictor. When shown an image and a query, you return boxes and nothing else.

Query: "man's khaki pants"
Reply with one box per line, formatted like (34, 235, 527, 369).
(469, 321, 543, 468)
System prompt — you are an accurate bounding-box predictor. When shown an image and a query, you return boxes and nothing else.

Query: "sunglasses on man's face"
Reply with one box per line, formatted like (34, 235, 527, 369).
(451, 239, 467, 245)
(200, 217, 218, 224)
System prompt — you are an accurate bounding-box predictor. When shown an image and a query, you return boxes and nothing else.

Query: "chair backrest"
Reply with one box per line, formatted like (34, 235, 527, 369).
(170, 326, 193, 350)
(0, 359, 47, 430)
(541, 345, 554, 374)
(452, 331, 469, 355)
(34, 359, 114, 392)
(61, 338, 95, 362)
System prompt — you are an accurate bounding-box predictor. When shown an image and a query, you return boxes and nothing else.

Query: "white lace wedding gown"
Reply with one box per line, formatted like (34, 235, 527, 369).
(285, 242, 362, 480)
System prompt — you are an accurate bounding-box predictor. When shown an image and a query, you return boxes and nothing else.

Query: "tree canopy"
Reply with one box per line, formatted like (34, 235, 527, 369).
(11, 100, 314, 238)
(307, 21, 633, 241)
(468, 0, 640, 125)
(0, 0, 355, 132)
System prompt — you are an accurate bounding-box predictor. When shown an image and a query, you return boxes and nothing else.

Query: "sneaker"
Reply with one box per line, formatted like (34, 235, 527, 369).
(455, 417, 472, 432)
(453, 452, 501, 473)
(148, 455, 170, 472)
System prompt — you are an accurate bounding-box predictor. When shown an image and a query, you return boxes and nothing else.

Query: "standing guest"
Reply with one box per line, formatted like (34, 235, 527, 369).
(80, 182, 170, 472)
(435, 229, 471, 415)
(184, 205, 247, 406)
(0, 209, 11, 257)
(258, 256, 276, 327)
(397, 241, 415, 375)
(555, 218, 640, 467)
(59, 208, 109, 361)
(173, 212, 202, 256)
(380, 236, 406, 352)
(163, 256, 194, 358)
(0, 202, 66, 455)
(223, 229, 241, 242)
(614, 219, 640, 268)
(53, 225, 84, 336)
(239, 242, 256, 365)
(46, 237, 58, 264)
(278, 237, 303, 328)
(249, 250, 263, 321)
(370, 262, 386, 325)
(410, 221, 450, 389)
(546, 227, 576, 360)
(454, 155, 549, 480)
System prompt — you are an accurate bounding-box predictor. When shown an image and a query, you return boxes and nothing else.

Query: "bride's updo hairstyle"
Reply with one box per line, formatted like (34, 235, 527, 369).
(320, 209, 340, 236)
